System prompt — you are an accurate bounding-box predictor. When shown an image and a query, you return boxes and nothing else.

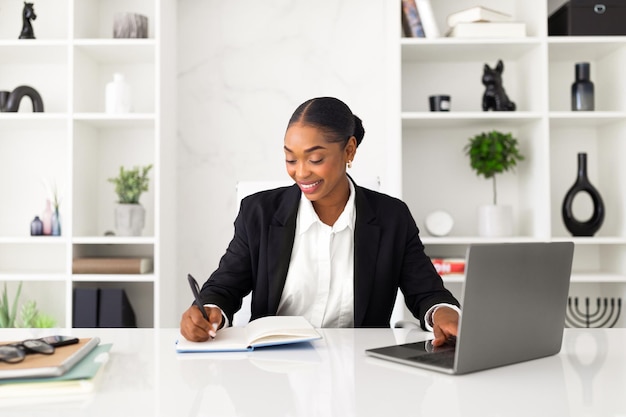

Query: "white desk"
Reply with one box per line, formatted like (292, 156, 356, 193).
(0, 328, 624, 416)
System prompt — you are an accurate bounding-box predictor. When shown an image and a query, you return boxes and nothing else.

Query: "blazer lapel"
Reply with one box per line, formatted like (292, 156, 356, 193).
(353, 187, 380, 326)
(267, 185, 300, 314)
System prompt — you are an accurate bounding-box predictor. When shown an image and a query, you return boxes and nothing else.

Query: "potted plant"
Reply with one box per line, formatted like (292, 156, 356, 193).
(108, 164, 153, 236)
(0, 282, 56, 328)
(464, 130, 524, 237)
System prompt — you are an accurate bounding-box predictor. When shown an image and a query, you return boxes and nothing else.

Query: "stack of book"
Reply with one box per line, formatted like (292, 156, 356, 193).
(0, 337, 111, 405)
(432, 258, 465, 275)
(446, 6, 526, 38)
(401, 0, 440, 38)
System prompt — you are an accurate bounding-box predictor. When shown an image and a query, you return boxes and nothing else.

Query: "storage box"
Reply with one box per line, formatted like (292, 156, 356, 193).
(549, 0, 626, 35)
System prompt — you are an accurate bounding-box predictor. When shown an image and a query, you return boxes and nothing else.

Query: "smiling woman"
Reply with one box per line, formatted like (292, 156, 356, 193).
(283, 97, 362, 225)
(180, 96, 460, 346)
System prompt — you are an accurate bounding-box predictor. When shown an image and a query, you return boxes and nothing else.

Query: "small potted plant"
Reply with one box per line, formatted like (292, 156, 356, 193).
(108, 164, 153, 236)
(464, 130, 524, 237)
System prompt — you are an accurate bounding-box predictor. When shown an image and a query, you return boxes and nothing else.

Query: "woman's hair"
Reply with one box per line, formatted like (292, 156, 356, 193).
(287, 97, 365, 147)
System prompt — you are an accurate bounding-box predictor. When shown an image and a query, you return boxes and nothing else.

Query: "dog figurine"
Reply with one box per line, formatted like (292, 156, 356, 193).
(482, 60, 516, 111)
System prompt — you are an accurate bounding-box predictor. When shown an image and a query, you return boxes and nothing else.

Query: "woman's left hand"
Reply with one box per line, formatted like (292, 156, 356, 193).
(431, 306, 459, 347)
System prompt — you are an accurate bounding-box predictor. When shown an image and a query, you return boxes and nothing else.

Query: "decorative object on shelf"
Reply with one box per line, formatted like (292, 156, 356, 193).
(18, 2, 37, 39)
(113, 12, 149, 38)
(30, 216, 43, 236)
(42, 179, 61, 236)
(428, 95, 450, 111)
(571, 62, 594, 111)
(41, 199, 53, 236)
(481, 60, 516, 111)
(0, 85, 44, 112)
(465, 130, 524, 237)
(562, 152, 605, 236)
(565, 296, 622, 328)
(0, 282, 56, 328)
(424, 210, 453, 236)
(105, 73, 132, 113)
(414, 0, 439, 38)
(401, 0, 425, 38)
(108, 164, 153, 236)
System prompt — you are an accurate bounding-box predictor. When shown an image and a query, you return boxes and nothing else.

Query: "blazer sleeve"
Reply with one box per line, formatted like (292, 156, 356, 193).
(197, 204, 255, 324)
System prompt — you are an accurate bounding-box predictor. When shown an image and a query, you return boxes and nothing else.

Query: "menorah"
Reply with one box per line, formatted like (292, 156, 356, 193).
(565, 296, 622, 328)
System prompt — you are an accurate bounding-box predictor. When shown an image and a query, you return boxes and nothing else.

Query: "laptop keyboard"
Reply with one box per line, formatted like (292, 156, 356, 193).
(408, 347, 455, 368)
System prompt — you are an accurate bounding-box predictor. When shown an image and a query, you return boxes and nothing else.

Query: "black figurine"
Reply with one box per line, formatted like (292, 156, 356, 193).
(19, 2, 37, 40)
(482, 60, 516, 111)
(0, 86, 44, 112)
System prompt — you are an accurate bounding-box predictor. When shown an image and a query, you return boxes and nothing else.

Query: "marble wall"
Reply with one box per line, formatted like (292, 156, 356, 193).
(173, 0, 393, 326)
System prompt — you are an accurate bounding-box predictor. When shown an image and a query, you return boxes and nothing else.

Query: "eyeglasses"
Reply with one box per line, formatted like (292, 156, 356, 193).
(0, 339, 55, 364)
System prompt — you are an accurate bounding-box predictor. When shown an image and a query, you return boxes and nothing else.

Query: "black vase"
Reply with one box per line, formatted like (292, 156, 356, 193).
(562, 153, 604, 236)
(571, 62, 594, 111)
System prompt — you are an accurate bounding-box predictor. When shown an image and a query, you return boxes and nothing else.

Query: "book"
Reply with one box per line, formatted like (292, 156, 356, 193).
(0, 337, 100, 380)
(0, 343, 111, 401)
(176, 316, 322, 353)
(401, 0, 425, 38)
(432, 258, 465, 275)
(446, 6, 512, 28)
(415, 0, 440, 38)
(72, 257, 153, 274)
(447, 22, 526, 38)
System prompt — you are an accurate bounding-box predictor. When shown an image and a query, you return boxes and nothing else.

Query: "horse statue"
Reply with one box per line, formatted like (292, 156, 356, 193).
(19, 2, 37, 40)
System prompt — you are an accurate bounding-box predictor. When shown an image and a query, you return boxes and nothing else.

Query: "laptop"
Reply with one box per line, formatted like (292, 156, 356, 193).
(366, 242, 574, 375)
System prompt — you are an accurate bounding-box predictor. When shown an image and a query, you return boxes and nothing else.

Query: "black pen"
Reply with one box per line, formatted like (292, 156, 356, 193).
(187, 273, 210, 322)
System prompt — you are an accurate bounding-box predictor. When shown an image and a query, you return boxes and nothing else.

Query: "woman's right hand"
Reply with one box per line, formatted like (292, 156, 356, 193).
(180, 305, 225, 342)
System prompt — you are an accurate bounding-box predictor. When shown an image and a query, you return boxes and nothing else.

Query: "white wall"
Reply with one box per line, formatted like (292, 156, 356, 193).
(172, 0, 393, 326)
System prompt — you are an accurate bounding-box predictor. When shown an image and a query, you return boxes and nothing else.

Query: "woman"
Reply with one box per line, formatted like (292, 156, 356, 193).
(180, 97, 460, 346)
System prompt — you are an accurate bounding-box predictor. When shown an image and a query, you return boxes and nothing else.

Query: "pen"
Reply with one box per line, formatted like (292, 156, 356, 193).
(187, 273, 210, 322)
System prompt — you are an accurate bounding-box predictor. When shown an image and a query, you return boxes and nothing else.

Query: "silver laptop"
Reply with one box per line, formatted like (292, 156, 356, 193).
(366, 242, 574, 375)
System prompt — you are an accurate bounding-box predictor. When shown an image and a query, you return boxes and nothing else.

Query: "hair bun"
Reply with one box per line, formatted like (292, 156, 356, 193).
(353, 115, 365, 146)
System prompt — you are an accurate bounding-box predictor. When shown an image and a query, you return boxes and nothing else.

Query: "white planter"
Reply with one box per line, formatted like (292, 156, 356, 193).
(114, 204, 145, 236)
(478, 204, 513, 237)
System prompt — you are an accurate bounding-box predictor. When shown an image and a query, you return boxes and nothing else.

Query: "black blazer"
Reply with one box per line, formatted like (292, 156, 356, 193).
(199, 181, 459, 329)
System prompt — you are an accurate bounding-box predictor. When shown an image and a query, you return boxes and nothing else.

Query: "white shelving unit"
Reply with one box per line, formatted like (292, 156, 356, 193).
(391, 0, 626, 327)
(0, 0, 175, 328)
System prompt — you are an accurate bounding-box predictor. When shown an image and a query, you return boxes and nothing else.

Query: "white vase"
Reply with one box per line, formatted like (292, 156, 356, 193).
(478, 204, 513, 237)
(105, 73, 131, 113)
(114, 204, 145, 236)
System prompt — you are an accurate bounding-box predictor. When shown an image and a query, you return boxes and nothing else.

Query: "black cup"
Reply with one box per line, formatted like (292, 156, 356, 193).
(429, 95, 451, 111)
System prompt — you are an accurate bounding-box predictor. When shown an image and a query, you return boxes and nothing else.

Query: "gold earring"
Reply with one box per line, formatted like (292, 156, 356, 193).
(347, 160, 353, 169)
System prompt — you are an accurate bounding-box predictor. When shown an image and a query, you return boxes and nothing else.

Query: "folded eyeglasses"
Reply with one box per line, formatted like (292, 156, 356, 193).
(0, 338, 55, 364)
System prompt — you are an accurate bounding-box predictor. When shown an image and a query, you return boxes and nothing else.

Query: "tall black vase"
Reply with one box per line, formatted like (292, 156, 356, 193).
(562, 153, 605, 236)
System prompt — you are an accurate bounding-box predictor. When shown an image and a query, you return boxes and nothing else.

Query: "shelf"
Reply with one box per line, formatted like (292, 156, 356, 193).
(72, 236, 156, 245)
(440, 273, 626, 284)
(73, 113, 156, 128)
(0, 41, 68, 64)
(402, 112, 543, 128)
(0, 273, 67, 281)
(422, 236, 544, 245)
(548, 37, 626, 60)
(73, 40, 155, 63)
(549, 111, 626, 127)
(0, 236, 68, 244)
(72, 274, 156, 283)
(401, 38, 541, 62)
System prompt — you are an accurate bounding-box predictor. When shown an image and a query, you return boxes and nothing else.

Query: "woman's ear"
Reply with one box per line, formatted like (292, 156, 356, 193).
(345, 136, 357, 163)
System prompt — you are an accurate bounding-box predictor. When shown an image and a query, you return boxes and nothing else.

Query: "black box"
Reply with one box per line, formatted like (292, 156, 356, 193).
(98, 288, 137, 328)
(73, 288, 99, 328)
(549, 0, 626, 35)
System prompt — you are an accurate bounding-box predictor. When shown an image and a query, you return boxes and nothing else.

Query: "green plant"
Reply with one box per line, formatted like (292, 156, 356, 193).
(0, 282, 56, 328)
(0, 282, 22, 327)
(464, 130, 524, 205)
(108, 164, 153, 204)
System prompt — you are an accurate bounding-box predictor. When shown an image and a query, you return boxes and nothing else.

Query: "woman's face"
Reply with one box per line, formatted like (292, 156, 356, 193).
(284, 123, 356, 204)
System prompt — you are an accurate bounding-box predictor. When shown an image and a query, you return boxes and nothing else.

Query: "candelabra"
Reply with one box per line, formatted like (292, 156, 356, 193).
(565, 296, 622, 328)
